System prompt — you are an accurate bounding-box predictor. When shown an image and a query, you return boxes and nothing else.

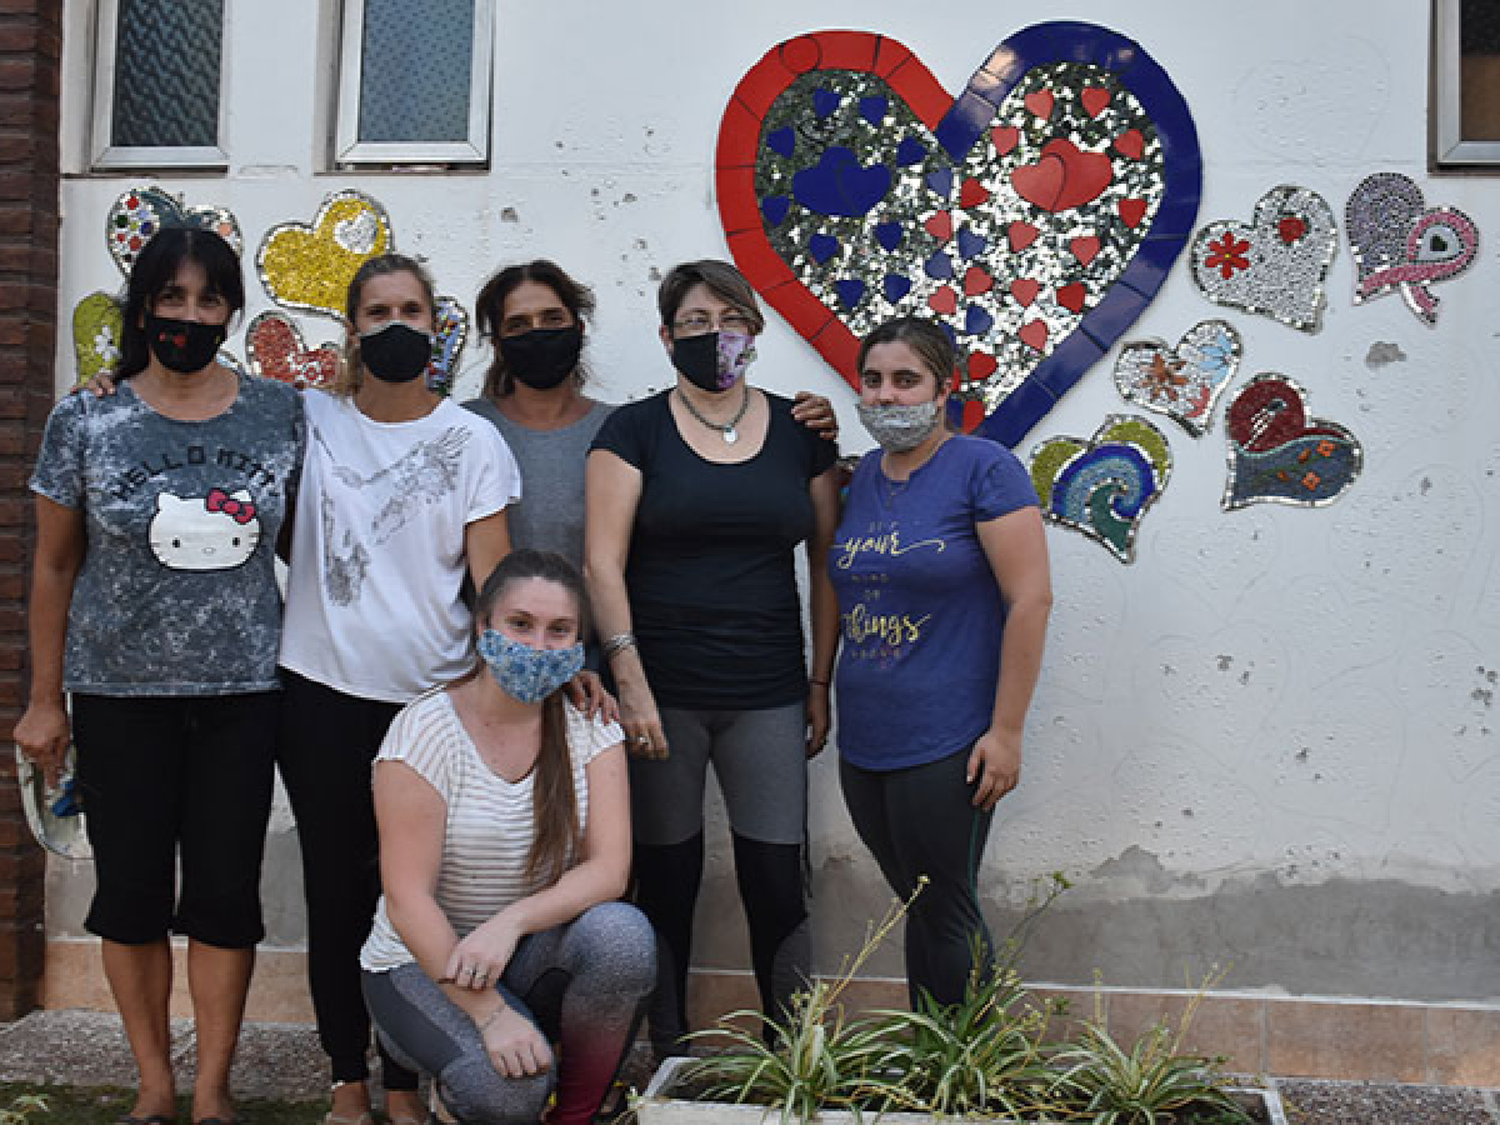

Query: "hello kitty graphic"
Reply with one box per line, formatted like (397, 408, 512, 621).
(148, 488, 262, 570)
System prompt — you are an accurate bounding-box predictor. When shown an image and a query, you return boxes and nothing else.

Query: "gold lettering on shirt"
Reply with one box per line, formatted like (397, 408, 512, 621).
(840, 603, 932, 647)
(834, 528, 946, 570)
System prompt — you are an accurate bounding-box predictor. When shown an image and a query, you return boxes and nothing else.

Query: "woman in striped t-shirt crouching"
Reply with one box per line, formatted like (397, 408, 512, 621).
(359, 549, 655, 1125)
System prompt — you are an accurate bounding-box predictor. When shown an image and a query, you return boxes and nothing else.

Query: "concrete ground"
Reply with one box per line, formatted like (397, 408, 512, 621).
(3, 1008, 1500, 1124)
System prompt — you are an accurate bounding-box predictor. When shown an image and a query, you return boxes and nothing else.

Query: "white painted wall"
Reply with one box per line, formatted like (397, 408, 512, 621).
(47, 0, 1500, 1002)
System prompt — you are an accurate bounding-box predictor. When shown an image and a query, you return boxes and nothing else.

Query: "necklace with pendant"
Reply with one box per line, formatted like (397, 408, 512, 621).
(677, 383, 751, 444)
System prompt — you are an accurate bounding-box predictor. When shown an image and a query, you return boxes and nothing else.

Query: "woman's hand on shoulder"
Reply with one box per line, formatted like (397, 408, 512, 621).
(791, 391, 839, 442)
(14, 701, 71, 787)
(565, 669, 619, 724)
(966, 726, 1021, 811)
(73, 372, 117, 398)
(481, 1002, 553, 1078)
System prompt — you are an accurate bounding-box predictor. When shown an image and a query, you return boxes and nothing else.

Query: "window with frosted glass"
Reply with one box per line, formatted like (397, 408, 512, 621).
(336, 0, 491, 164)
(93, 0, 226, 166)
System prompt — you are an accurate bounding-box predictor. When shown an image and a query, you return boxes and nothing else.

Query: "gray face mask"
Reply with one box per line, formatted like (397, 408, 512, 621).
(856, 399, 944, 453)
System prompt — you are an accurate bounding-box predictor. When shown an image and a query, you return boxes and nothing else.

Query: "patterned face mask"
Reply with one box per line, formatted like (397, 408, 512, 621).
(670, 330, 758, 392)
(475, 628, 584, 705)
(856, 399, 944, 453)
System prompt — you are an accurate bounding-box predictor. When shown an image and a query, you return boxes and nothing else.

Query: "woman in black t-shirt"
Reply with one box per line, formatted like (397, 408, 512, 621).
(585, 259, 840, 1055)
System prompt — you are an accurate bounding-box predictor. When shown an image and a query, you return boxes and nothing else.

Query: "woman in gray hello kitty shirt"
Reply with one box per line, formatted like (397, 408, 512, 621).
(15, 228, 304, 1125)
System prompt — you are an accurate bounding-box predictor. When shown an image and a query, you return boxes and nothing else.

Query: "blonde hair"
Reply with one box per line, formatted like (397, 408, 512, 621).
(335, 253, 438, 396)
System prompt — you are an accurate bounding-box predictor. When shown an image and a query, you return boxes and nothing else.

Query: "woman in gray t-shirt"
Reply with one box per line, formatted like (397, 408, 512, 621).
(15, 229, 304, 1125)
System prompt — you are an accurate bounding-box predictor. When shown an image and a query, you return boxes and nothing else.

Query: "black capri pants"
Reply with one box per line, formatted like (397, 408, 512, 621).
(72, 691, 279, 949)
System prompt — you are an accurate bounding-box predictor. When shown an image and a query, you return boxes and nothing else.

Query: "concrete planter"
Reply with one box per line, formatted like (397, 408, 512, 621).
(637, 1056, 1290, 1125)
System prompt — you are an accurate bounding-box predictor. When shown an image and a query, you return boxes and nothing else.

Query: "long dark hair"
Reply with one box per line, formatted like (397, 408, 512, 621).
(118, 228, 245, 378)
(474, 259, 595, 400)
(473, 549, 588, 883)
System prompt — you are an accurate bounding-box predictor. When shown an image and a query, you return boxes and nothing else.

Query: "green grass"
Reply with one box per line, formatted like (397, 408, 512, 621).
(0, 1083, 324, 1125)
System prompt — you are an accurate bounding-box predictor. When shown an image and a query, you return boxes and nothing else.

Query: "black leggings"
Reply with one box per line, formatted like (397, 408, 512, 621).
(839, 746, 995, 1007)
(276, 669, 417, 1091)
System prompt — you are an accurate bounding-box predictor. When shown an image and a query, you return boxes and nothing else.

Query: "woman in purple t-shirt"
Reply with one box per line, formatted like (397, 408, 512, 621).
(827, 316, 1052, 1008)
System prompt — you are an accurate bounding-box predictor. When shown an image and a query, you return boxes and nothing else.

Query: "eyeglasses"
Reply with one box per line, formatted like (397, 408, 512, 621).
(498, 309, 574, 338)
(671, 312, 755, 336)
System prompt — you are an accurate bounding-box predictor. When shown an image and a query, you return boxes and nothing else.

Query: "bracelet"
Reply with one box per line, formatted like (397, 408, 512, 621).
(602, 632, 637, 660)
(478, 1000, 507, 1032)
(809, 678, 830, 687)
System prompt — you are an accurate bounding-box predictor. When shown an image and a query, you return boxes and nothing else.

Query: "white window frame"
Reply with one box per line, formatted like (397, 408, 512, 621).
(1433, 0, 1500, 167)
(334, 0, 492, 166)
(89, 0, 230, 170)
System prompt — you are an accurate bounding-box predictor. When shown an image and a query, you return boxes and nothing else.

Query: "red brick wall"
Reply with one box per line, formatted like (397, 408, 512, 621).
(0, 0, 61, 1021)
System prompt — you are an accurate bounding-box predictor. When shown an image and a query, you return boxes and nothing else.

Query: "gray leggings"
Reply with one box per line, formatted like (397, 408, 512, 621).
(361, 902, 655, 1125)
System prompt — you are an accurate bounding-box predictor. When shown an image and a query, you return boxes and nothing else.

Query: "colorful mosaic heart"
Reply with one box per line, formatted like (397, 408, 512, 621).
(256, 190, 394, 318)
(1114, 319, 1240, 438)
(1029, 414, 1171, 564)
(424, 296, 469, 396)
(1223, 374, 1362, 511)
(1189, 186, 1337, 333)
(717, 23, 1201, 447)
(106, 187, 243, 276)
(246, 311, 341, 390)
(72, 292, 123, 385)
(1346, 172, 1479, 326)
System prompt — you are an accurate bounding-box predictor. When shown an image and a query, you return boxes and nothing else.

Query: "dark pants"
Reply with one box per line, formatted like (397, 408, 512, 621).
(73, 691, 279, 948)
(839, 746, 995, 1007)
(277, 670, 417, 1091)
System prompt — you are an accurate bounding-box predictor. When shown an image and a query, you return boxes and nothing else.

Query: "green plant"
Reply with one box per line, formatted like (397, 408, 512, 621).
(856, 959, 1061, 1120)
(682, 883, 923, 1124)
(0, 1094, 49, 1125)
(1049, 1016, 1250, 1125)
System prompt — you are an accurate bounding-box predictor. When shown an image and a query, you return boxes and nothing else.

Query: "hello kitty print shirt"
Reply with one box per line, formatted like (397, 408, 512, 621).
(30, 374, 304, 695)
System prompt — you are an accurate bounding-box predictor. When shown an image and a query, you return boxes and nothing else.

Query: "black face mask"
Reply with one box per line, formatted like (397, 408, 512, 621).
(499, 325, 583, 391)
(359, 321, 432, 384)
(145, 314, 227, 374)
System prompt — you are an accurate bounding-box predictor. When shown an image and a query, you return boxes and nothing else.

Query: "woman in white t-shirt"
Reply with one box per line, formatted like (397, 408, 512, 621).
(360, 549, 653, 1125)
(277, 254, 519, 1125)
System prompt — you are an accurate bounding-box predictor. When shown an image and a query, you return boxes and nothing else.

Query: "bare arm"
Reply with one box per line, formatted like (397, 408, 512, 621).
(13, 497, 86, 785)
(465, 508, 512, 592)
(804, 467, 841, 756)
(583, 449, 666, 756)
(967, 506, 1052, 811)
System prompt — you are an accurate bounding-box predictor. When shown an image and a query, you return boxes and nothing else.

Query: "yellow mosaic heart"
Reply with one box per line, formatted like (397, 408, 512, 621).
(255, 190, 394, 317)
(72, 292, 123, 386)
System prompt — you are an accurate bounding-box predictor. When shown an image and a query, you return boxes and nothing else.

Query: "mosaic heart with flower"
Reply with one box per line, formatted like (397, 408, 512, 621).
(72, 292, 124, 386)
(256, 190, 394, 318)
(1190, 186, 1337, 333)
(1114, 319, 1240, 437)
(246, 312, 341, 390)
(1029, 414, 1172, 564)
(1222, 373, 1362, 511)
(106, 187, 243, 276)
(717, 22, 1201, 447)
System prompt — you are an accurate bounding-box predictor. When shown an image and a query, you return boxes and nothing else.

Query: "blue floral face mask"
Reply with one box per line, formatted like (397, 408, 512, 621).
(475, 629, 584, 704)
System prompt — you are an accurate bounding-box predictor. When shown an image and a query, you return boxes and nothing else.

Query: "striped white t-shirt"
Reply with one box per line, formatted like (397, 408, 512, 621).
(360, 688, 624, 973)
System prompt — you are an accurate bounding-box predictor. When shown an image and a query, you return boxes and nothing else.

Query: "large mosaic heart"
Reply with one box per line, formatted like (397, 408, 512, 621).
(1029, 414, 1171, 564)
(72, 292, 123, 386)
(1223, 374, 1362, 511)
(256, 190, 394, 318)
(1346, 172, 1479, 326)
(1114, 319, 1240, 438)
(106, 186, 243, 276)
(717, 23, 1201, 447)
(1189, 186, 1337, 333)
(246, 311, 341, 390)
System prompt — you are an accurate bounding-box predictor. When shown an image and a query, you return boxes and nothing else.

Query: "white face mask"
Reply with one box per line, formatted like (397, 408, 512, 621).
(856, 399, 944, 452)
